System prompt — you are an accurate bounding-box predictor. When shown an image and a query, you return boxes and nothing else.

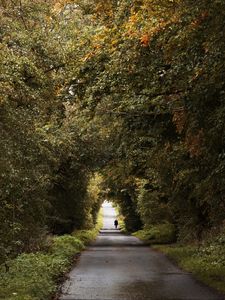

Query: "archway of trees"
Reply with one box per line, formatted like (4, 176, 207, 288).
(1, 0, 225, 263)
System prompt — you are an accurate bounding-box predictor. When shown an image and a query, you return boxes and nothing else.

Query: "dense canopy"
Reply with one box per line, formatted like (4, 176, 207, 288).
(1, 0, 225, 263)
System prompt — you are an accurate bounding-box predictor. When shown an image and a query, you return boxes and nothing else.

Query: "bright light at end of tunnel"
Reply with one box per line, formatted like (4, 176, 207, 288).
(102, 200, 112, 207)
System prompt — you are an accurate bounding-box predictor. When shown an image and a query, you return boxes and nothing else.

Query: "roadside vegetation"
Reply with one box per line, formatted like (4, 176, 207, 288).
(0, 213, 102, 300)
(0, 0, 225, 297)
(152, 231, 225, 294)
(132, 224, 225, 293)
(133, 223, 176, 244)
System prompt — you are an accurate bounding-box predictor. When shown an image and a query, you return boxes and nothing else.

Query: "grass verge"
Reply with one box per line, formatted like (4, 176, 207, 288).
(134, 223, 225, 295)
(0, 211, 103, 300)
(152, 243, 225, 294)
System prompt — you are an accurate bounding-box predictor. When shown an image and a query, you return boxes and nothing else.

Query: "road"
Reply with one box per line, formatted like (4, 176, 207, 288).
(60, 202, 223, 300)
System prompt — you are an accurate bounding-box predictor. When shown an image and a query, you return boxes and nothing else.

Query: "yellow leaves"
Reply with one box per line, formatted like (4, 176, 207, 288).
(52, 0, 70, 14)
(124, 12, 140, 39)
(87, 172, 104, 204)
(138, 12, 181, 48)
(111, 39, 118, 46)
(52, 3, 63, 13)
(55, 85, 63, 96)
(82, 52, 96, 62)
(45, 15, 53, 25)
(81, 42, 104, 62)
(170, 14, 181, 24)
(128, 13, 138, 25)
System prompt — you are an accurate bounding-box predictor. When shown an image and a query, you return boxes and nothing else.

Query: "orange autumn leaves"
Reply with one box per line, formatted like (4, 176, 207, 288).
(138, 16, 180, 48)
(140, 34, 150, 47)
(190, 11, 209, 29)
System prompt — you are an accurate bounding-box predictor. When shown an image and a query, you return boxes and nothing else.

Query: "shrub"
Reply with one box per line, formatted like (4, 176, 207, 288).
(50, 235, 84, 259)
(73, 211, 103, 245)
(0, 235, 85, 300)
(133, 222, 176, 244)
(73, 230, 97, 245)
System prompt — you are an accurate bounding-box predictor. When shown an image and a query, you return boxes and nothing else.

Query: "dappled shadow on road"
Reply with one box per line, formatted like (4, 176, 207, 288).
(100, 229, 121, 233)
(91, 229, 145, 248)
(117, 278, 224, 300)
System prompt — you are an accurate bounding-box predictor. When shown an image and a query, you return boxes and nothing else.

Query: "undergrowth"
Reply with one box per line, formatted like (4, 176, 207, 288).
(133, 222, 176, 244)
(73, 210, 103, 245)
(0, 211, 102, 300)
(153, 233, 225, 294)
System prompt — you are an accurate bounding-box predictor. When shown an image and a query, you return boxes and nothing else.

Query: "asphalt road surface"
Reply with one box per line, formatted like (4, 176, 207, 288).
(60, 202, 224, 300)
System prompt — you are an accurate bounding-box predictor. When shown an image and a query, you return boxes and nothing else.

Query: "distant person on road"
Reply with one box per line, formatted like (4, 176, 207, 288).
(114, 219, 118, 229)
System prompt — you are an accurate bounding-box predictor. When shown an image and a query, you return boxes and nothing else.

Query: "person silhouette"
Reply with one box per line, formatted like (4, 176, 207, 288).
(114, 219, 118, 229)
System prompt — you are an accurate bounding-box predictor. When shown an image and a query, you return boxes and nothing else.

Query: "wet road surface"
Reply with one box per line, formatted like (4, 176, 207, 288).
(60, 202, 224, 300)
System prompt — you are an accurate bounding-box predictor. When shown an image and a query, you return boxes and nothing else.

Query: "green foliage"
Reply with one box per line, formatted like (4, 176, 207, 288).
(0, 214, 101, 300)
(154, 233, 225, 294)
(73, 209, 103, 245)
(114, 206, 127, 233)
(0, 0, 104, 262)
(136, 179, 172, 226)
(1, 0, 225, 274)
(133, 223, 176, 244)
(49, 235, 84, 258)
(79, 0, 225, 241)
(0, 236, 83, 300)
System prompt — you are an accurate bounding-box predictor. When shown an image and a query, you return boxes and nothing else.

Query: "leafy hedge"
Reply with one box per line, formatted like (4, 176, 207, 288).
(0, 224, 101, 300)
(72, 210, 103, 245)
(133, 223, 176, 244)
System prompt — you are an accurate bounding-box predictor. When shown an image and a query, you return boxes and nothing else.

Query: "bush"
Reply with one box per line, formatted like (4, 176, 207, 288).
(0, 235, 85, 300)
(50, 235, 84, 258)
(73, 230, 97, 245)
(0, 253, 59, 300)
(133, 223, 176, 244)
(0, 209, 103, 300)
(73, 210, 103, 245)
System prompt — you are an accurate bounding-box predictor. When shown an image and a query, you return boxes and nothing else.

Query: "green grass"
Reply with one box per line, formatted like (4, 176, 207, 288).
(0, 235, 84, 300)
(153, 243, 225, 294)
(133, 223, 176, 244)
(0, 212, 103, 300)
(134, 224, 225, 295)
